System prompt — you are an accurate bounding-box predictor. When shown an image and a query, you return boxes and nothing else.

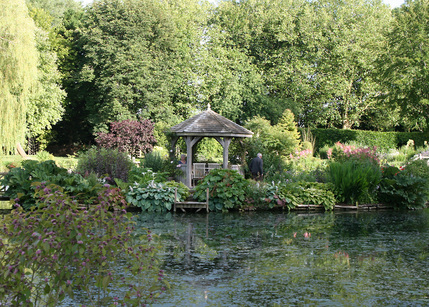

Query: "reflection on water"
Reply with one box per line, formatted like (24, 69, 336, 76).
(134, 209, 429, 306)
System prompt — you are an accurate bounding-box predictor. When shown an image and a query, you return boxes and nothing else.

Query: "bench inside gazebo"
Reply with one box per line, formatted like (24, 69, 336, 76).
(169, 104, 253, 188)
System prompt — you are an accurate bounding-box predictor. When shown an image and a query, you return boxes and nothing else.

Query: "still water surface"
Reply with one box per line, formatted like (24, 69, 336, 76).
(134, 209, 429, 306)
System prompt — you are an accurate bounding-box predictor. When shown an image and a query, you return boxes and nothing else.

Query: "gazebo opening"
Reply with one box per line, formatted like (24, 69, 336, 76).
(169, 104, 253, 187)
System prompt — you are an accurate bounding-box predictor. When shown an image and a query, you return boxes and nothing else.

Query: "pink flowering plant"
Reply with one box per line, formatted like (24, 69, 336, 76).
(327, 142, 379, 165)
(0, 183, 167, 306)
(289, 149, 313, 160)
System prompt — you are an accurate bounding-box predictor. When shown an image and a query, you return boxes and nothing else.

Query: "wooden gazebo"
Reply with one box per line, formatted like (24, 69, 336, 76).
(169, 104, 253, 187)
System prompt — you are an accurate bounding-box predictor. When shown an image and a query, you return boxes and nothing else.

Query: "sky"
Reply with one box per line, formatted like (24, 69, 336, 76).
(80, 0, 406, 8)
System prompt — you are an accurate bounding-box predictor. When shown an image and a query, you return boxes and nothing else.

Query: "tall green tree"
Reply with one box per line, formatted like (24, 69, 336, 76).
(0, 0, 39, 154)
(303, 0, 392, 129)
(209, 0, 300, 124)
(51, 6, 92, 146)
(190, 24, 264, 122)
(383, 0, 429, 131)
(72, 0, 200, 136)
(27, 6, 66, 151)
(213, 0, 392, 129)
(51, 0, 210, 147)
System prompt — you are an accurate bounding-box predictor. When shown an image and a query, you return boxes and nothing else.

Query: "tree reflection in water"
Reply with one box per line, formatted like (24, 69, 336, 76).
(134, 209, 429, 306)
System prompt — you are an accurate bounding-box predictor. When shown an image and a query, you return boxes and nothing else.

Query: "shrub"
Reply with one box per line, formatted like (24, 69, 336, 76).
(96, 119, 157, 157)
(241, 181, 268, 210)
(402, 159, 429, 195)
(378, 165, 428, 209)
(244, 110, 301, 158)
(142, 151, 165, 172)
(287, 149, 326, 175)
(194, 168, 249, 211)
(0, 183, 166, 306)
(263, 181, 336, 210)
(36, 150, 55, 161)
(0, 160, 113, 210)
(327, 160, 381, 205)
(126, 181, 189, 212)
(76, 147, 134, 183)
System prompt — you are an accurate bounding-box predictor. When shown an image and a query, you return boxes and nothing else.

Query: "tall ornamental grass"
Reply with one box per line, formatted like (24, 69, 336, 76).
(328, 160, 381, 205)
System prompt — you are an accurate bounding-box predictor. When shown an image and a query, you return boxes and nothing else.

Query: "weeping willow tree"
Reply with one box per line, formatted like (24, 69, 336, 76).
(0, 0, 39, 154)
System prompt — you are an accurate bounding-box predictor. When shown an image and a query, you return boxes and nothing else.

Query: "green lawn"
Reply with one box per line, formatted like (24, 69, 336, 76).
(0, 201, 11, 210)
(0, 155, 78, 172)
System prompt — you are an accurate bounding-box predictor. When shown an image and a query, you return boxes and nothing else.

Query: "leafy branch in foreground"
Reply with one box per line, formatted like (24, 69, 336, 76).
(0, 183, 167, 306)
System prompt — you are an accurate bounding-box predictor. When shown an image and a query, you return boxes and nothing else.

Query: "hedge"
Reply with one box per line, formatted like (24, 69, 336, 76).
(302, 128, 429, 152)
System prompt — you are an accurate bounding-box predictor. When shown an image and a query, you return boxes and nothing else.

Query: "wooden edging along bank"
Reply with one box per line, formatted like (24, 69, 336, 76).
(0, 204, 396, 215)
(295, 203, 394, 211)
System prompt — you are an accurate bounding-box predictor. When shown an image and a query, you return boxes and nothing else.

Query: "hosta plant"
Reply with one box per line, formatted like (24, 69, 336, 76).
(263, 181, 299, 210)
(126, 181, 189, 212)
(263, 181, 336, 210)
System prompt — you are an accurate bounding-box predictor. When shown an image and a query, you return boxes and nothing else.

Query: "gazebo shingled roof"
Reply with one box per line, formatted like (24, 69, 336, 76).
(169, 104, 253, 187)
(170, 107, 253, 137)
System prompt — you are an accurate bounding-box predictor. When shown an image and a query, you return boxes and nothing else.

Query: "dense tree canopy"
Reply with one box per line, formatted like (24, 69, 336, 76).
(302, 0, 392, 129)
(383, 0, 429, 131)
(69, 0, 207, 136)
(213, 0, 393, 129)
(27, 6, 65, 148)
(26, 0, 82, 25)
(2, 0, 429, 154)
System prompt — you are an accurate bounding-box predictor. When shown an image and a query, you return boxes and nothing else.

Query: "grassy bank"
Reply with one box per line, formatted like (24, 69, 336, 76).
(0, 155, 78, 172)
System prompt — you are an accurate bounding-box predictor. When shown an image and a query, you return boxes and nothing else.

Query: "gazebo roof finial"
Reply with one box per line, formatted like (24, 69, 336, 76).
(207, 103, 211, 110)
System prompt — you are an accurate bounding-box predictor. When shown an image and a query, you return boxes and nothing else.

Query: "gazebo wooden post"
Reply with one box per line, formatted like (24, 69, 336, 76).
(170, 136, 178, 162)
(222, 138, 232, 169)
(184, 136, 193, 187)
(184, 136, 203, 187)
(215, 137, 232, 169)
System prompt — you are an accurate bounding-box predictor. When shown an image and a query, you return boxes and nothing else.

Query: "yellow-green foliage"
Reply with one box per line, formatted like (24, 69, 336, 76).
(245, 109, 301, 157)
(0, 0, 39, 154)
(195, 138, 223, 163)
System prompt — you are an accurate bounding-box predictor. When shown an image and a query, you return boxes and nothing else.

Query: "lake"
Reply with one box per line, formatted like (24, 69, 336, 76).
(134, 209, 429, 306)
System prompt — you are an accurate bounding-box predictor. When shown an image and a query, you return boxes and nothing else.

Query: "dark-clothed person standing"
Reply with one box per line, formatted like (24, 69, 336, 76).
(249, 153, 263, 181)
